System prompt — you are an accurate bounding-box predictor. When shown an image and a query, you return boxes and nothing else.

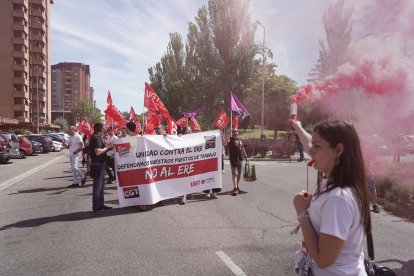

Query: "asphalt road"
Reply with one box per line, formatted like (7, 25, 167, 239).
(0, 150, 413, 275)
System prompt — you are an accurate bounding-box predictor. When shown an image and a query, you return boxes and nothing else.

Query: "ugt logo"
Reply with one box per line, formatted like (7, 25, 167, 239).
(123, 186, 140, 199)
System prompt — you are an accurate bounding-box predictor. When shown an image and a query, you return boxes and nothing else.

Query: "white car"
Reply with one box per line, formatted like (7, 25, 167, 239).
(52, 141, 63, 152)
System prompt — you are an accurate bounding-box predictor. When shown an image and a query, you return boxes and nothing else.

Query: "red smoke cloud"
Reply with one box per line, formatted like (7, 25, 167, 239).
(294, 0, 414, 178)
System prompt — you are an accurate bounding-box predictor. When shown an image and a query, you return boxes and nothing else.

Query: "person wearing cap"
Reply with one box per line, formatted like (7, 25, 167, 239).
(228, 128, 248, 196)
(105, 125, 118, 184)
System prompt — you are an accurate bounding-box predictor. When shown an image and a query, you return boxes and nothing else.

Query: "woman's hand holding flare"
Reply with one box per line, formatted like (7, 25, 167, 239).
(293, 190, 313, 216)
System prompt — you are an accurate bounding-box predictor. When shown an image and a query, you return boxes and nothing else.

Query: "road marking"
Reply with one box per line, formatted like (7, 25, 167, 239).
(0, 155, 66, 192)
(216, 251, 246, 276)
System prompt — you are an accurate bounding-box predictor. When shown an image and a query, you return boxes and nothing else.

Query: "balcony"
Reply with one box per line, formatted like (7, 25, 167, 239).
(13, 50, 29, 60)
(12, 0, 28, 5)
(13, 90, 29, 98)
(14, 104, 30, 112)
(30, 34, 44, 41)
(31, 57, 46, 67)
(12, 23, 28, 34)
(31, 0, 45, 8)
(30, 22, 45, 32)
(13, 63, 29, 72)
(31, 82, 46, 91)
(31, 9, 44, 17)
(13, 37, 26, 44)
(14, 77, 29, 86)
(31, 46, 46, 55)
(12, 9, 26, 18)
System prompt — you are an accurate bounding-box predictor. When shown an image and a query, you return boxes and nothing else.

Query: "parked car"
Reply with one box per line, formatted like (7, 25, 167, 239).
(0, 134, 11, 164)
(17, 135, 33, 158)
(49, 132, 69, 147)
(52, 141, 63, 152)
(25, 135, 53, 153)
(29, 140, 43, 154)
(0, 132, 20, 158)
(47, 134, 68, 148)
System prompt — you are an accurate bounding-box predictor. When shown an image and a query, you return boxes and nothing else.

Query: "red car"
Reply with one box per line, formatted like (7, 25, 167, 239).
(18, 135, 33, 158)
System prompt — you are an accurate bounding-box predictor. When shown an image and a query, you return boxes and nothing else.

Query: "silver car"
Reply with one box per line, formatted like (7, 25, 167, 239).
(0, 133, 19, 158)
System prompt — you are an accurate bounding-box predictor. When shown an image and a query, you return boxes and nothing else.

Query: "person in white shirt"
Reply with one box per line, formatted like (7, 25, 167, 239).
(105, 126, 118, 183)
(291, 120, 370, 276)
(68, 126, 86, 188)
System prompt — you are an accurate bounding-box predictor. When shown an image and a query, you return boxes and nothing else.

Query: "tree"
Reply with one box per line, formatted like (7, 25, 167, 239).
(309, 0, 353, 81)
(245, 64, 298, 131)
(149, 0, 259, 128)
(53, 116, 69, 132)
(71, 100, 102, 125)
(148, 33, 194, 120)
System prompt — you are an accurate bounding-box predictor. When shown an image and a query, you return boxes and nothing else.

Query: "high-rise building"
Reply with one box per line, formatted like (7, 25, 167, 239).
(0, 0, 53, 132)
(51, 62, 93, 126)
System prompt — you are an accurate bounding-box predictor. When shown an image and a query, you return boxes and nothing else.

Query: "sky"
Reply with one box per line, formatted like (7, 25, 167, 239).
(51, 0, 330, 114)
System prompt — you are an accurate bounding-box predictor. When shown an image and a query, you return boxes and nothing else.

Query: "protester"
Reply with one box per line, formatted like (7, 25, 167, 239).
(82, 133, 90, 175)
(90, 122, 114, 215)
(126, 121, 141, 137)
(119, 127, 127, 138)
(228, 128, 248, 196)
(68, 126, 86, 188)
(222, 129, 227, 173)
(179, 126, 192, 205)
(291, 119, 370, 275)
(295, 133, 305, 162)
(105, 126, 118, 184)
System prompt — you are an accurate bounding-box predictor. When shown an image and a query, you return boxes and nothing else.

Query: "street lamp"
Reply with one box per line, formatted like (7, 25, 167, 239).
(256, 20, 266, 139)
(35, 66, 40, 134)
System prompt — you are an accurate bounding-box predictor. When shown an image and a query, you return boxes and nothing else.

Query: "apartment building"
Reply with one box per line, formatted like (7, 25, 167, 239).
(0, 0, 53, 132)
(51, 62, 94, 126)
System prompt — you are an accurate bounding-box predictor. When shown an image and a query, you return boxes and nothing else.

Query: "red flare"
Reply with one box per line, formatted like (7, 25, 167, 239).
(307, 160, 314, 167)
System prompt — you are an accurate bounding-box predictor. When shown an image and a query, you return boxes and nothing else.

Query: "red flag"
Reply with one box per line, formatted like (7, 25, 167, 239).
(76, 116, 93, 139)
(167, 116, 178, 135)
(213, 108, 229, 130)
(144, 109, 162, 134)
(190, 115, 201, 131)
(107, 90, 113, 106)
(104, 113, 121, 131)
(104, 105, 127, 129)
(176, 115, 189, 127)
(129, 106, 142, 133)
(232, 115, 239, 129)
(144, 83, 169, 117)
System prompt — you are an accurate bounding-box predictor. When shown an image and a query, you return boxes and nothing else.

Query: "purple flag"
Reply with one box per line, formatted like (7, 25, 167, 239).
(230, 91, 251, 120)
(181, 108, 200, 117)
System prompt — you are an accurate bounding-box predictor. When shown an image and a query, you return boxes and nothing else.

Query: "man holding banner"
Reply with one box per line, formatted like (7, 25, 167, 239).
(90, 123, 114, 215)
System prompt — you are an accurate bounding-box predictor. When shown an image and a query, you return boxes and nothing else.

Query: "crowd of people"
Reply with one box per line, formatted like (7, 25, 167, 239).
(67, 121, 250, 213)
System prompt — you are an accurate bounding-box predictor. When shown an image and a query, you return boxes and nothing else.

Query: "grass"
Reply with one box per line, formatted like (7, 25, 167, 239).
(237, 127, 288, 140)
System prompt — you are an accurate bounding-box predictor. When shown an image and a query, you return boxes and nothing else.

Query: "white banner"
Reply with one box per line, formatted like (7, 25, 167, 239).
(114, 130, 222, 207)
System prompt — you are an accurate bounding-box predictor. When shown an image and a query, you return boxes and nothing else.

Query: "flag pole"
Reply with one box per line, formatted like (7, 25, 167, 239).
(230, 111, 233, 138)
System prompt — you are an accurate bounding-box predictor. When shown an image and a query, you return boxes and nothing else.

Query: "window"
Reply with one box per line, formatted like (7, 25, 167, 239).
(14, 111, 23, 117)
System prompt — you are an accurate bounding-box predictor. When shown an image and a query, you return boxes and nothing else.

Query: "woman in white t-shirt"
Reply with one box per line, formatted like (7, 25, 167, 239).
(291, 120, 370, 276)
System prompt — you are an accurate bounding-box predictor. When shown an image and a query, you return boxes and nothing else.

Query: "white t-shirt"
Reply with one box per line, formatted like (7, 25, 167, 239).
(308, 183, 367, 276)
(106, 134, 118, 157)
(69, 133, 83, 155)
